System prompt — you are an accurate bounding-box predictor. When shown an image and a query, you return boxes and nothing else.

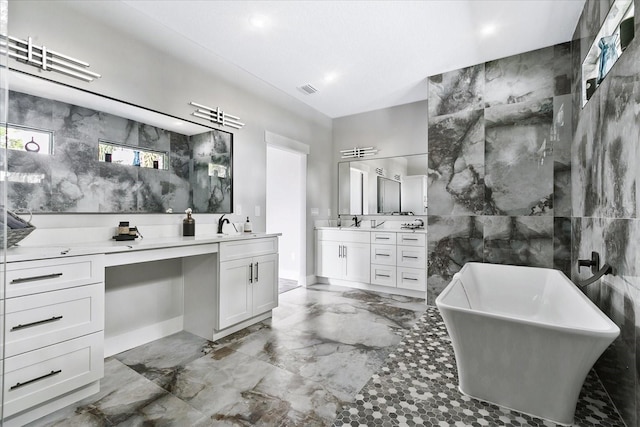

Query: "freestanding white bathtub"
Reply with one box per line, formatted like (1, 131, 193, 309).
(435, 262, 620, 425)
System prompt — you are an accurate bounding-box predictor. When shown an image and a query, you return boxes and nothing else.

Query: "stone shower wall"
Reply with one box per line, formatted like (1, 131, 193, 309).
(426, 43, 573, 305)
(571, 1, 640, 425)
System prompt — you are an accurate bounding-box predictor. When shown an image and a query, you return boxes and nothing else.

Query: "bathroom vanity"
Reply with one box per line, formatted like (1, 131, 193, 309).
(0, 233, 279, 426)
(315, 227, 426, 298)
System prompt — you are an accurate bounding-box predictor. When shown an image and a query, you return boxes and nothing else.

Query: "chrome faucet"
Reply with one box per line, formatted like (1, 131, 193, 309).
(217, 214, 230, 234)
(352, 216, 361, 228)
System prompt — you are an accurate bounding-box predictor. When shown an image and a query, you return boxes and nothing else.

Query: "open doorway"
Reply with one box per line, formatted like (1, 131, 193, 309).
(265, 133, 308, 294)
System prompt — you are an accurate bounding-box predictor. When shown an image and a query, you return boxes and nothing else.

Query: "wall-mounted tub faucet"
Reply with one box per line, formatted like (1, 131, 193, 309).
(577, 251, 613, 288)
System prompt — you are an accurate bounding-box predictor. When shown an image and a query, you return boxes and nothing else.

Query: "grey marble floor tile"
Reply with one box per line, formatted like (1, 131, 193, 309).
(166, 348, 343, 426)
(26, 358, 207, 427)
(114, 331, 211, 384)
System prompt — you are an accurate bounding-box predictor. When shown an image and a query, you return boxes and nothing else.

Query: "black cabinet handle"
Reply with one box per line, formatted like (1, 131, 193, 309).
(11, 273, 63, 284)
(11, 315, 63, 331)
(376, 237, 390, 240)
(376, 253, 390, 257)
(255, 262, 259, 282)
(402, 255, 419, 259)
(249, 263, 253, 283)
(10, 370, 62, 390)
(376, 273, 391, 278)
(403, 277, 418, 281)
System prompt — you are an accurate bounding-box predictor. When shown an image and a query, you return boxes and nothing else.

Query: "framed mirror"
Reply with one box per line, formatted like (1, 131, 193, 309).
(5, 70, 233, 214)
(338, 154, 427, 216)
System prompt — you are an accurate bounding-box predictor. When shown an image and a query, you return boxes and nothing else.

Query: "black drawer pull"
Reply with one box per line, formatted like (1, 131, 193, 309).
(403, 238, 419, 241)
(402, 256, 419, 259)
(11, 315, 63, 331)
(403, 277, 418, 281)
(11, 272, 63, 284)
(10, 369, 62, 390)
(376, 237, 390, 240)
(376, 274, 391, 278)
(376, 253, 390, 257)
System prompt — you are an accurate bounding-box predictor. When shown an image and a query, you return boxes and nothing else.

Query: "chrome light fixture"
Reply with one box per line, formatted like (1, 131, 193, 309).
(340, 147, 377, 159)
(189, 101, 245, 130)
(2, 36, 101, 82)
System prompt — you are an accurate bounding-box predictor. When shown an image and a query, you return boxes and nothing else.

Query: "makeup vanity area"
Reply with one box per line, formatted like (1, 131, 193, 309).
(0, 233, 279, 426)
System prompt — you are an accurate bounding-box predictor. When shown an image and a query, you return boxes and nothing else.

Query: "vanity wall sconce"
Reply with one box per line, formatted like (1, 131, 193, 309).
(189, 101, 245, 130)
(2, 36, 101, 82)
(340, 147, 378, 159)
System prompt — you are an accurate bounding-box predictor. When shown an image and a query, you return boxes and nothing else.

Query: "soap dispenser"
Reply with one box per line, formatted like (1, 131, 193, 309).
(183, 208, 195, 236)
(244, 216, 252, 233)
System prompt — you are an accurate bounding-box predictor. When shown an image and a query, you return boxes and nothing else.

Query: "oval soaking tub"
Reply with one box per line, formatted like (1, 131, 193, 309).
(435, 262, 620, 425)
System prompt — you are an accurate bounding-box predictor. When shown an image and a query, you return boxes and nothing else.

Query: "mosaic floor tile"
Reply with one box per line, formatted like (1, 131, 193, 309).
(333, 307, 624, 427)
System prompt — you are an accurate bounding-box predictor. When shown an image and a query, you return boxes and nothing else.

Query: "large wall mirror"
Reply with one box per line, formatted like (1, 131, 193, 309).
(5, 70, 233, 214)
(338, 154, 427, 216)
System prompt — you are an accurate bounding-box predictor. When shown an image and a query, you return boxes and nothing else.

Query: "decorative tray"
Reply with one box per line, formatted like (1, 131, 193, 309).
(112, 234, 137, 241)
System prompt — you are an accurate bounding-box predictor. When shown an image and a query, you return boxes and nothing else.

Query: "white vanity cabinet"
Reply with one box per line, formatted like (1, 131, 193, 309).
(396, 233, 426, 291)
(370, 232, 397, 287)
(316, 228, 427, 296)
(0, 254, 105, 426)
(218, 238, 279, 330)
(316, 229, 370, 283)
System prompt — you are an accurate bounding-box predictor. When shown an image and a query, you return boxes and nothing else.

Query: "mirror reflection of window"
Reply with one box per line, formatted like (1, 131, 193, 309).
(2, 124, 54, 154)
(98, 139, 168, 169)
(208, 164, 227, 178)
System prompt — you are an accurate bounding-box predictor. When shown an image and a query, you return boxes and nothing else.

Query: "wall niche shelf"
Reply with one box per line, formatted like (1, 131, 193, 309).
(581, 0, 634, 107)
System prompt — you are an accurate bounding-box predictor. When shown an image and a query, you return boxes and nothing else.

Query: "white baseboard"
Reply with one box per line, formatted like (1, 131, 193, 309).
(105, 316, 183, 357)
(4, 381, 100, 427)
(212, 311, 272, 341)
(312, 277, 426, 300)
(304, 275, 317, 287)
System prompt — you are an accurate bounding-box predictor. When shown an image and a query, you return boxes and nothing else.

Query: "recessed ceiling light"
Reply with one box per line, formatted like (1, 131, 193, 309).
(249, 15, 270, 29)
(480, 23, 497, 37)
(324, 72, 339, 84)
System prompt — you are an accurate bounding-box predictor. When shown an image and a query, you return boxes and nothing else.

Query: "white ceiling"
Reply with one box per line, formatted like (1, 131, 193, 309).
(66, 0, 586, 119)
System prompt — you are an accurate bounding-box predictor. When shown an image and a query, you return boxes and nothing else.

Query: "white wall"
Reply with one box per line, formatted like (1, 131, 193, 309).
(8, 0, 334, 279)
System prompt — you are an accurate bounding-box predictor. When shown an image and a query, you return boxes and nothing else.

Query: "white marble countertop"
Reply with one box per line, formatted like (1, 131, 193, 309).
(315, 226, 426, 234)
(2, 232, 281, 263)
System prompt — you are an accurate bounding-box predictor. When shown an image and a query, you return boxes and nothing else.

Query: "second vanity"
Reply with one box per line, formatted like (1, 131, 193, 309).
(0, 233, 279, 426)
(316, 226, 426, 298)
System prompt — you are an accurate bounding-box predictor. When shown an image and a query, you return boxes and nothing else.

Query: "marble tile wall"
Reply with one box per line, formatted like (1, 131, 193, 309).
(7, 91, 232, 214)
(426, 43, 573, 305)
(571, 1, 640, 425)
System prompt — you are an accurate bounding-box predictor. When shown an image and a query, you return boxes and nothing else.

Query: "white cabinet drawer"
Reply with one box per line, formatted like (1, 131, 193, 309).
(397, 246, 426, 268)
(370, 265, 396, 287)
(397, 267, 426, 291)
(371, 244, 396, 266)
(316, 229, 370, 244)
(2, 255, 104, 298)
(5, 283, 104, 357)
(3, 331, 104, 417)
(397, 233, 425, 247)
(371, 232, 396, 245)
(220, 238, 278, 262)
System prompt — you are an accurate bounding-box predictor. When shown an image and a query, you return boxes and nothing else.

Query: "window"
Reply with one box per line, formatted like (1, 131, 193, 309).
(2, 124, 54, 154)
